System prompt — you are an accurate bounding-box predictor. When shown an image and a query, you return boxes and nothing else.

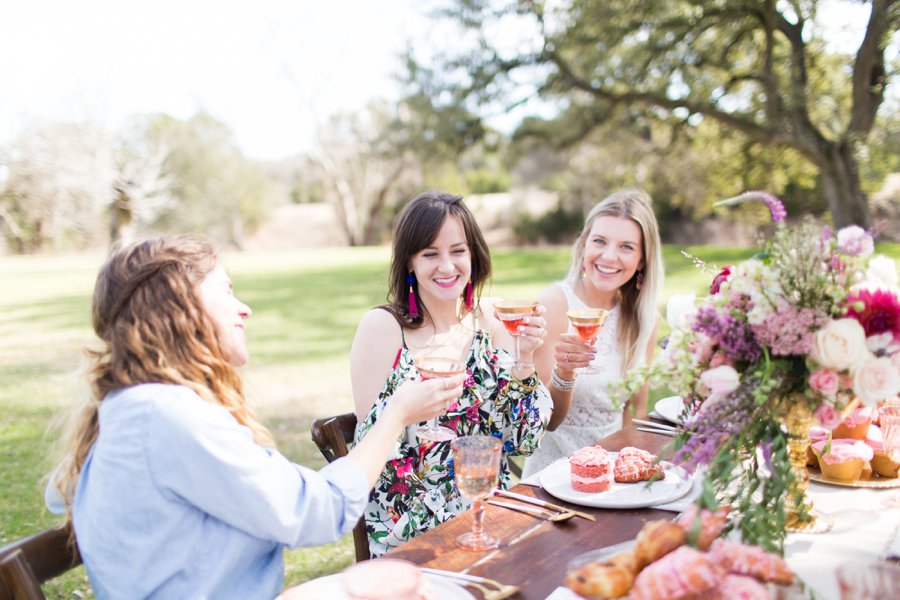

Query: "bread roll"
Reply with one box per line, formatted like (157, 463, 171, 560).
(564, 551, 638, 599)
(634, 519, 686, 568)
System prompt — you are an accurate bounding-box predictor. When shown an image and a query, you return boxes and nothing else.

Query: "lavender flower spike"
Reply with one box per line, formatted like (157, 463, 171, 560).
(715, 190, 787, 222)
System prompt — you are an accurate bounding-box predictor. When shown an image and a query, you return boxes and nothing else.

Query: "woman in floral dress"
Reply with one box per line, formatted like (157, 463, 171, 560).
(351, 191, 552, 557)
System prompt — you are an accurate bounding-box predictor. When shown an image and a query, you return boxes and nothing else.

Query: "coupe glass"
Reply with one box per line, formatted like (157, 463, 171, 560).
(414, 356, 465, 443)
(836, 562, 900, 599)
(879, 403, 900, 509)
(451, 435, 502, 551)
(566, 307, 610, 374)
(493, 299, 539, 369)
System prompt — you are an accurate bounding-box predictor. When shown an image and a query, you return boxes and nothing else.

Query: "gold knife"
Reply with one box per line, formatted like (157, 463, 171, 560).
(496, 488, 596, 521)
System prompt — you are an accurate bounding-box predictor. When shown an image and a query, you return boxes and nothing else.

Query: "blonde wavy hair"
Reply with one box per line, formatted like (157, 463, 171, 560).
(566, 189, 663, 375)
(52, 236, 273, 516)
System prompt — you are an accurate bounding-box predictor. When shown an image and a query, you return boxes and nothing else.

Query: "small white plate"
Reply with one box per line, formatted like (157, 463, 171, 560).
(540, 453, 692, 509)
(280, 573, 474, 600)
(653, 395, 685, 424)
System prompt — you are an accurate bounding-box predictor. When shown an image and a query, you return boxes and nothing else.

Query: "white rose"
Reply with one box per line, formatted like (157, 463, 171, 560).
(866, 255, 899, 288)
(853, 356, 900, 406)
(700, 365, 741, 396)
(666, 293, 696, 329)
(813, 318, 869, 371)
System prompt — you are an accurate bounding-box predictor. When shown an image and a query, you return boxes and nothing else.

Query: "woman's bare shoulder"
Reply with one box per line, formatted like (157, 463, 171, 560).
(353, 308, 403, 351)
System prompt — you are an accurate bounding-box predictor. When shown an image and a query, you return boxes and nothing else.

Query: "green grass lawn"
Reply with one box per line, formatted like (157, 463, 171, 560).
(2, 242, 898, 597)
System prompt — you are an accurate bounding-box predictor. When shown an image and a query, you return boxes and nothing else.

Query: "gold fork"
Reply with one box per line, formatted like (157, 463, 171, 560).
(422, 568, 520, 599)
(487, 499, 576, 522)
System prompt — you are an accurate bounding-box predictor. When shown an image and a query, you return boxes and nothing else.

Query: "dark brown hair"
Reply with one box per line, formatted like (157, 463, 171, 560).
(383, 191, 491, 327)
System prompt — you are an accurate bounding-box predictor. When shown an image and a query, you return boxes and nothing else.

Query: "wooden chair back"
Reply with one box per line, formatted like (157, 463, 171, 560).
(310, 413, 370, 562)
(0, 522, 81, 600)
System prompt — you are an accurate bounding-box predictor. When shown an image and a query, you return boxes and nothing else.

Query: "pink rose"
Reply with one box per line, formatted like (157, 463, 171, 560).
(808, 369, 840, 397)
(837, 225, 874, 257)
(814, 403, 841, 429)
(853, 356, 900, 406)
(700, 365, 740, 396)
(710, 265, 733, 295)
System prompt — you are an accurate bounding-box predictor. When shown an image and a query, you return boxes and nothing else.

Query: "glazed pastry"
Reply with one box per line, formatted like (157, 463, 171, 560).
(629, 546, 722, 600)
(634, 519, 687, 568)
(807, 427, 828, 467)
(614, 446, 665, 483)
(812, 438, 875, 481)
(872, 450, 900, 478)
(694, 574, 772, 599)
(569, 445, 613, 492)
(563, 551, 638, 599)
(709, 538, 794, 585)
(677, 505, 730, 550)
(832, 406, 874, 439)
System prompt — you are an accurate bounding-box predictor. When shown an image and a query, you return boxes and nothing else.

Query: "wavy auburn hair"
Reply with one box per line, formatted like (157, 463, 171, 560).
(53, 236, 272, 514)
(383, 191, 492, 327)
(566, 189, 663, 375)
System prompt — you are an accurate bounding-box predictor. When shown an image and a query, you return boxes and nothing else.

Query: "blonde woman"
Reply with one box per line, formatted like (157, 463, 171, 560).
(522, 190, 663, 478)
(46, 237, 452, 599)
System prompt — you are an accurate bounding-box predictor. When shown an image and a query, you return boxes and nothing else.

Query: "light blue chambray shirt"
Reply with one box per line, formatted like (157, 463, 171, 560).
(46, 383, 368, 600)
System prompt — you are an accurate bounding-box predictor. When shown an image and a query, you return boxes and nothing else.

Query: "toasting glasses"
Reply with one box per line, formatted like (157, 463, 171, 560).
(451, 435, 502, 551)
(493, 299, 539, 369)
(566, 307, 610, 374)
(414, 356, 465, 443)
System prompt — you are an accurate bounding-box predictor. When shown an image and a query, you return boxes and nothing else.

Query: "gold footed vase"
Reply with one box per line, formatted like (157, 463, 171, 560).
(781, 400, 833, 533)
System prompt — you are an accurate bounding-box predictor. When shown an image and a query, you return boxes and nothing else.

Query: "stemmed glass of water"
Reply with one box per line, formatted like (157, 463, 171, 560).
(451, 435, 502, 551)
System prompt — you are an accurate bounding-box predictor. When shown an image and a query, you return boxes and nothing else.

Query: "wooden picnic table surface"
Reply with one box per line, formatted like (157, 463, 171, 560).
(385, 426, 676, 599)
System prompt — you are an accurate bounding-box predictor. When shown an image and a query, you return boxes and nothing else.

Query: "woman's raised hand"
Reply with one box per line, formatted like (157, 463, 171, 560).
(387, 373, 467, 426)
(554, 332, 597, 375)
(514, 304, 548, 360)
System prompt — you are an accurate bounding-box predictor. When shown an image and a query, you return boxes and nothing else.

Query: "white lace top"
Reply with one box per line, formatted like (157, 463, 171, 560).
(522, 281, 624, 478)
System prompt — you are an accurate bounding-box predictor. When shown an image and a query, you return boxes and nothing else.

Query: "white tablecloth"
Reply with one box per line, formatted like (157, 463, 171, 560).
(785, 482, 900, 600)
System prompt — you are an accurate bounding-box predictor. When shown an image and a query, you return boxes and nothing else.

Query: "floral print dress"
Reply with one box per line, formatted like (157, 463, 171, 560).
(354, 329, 551, 557)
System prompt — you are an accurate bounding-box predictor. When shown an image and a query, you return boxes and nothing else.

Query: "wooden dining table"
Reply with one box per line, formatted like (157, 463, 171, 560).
(384, 426, 677, 599)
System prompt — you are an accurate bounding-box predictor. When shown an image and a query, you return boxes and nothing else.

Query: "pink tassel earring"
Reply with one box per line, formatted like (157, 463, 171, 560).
(406, 273, 419, 318)
(464, 278, 474, 312)
(636, 270, 644, 290)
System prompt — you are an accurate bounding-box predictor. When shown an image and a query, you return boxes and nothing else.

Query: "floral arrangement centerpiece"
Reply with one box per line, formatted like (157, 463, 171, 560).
(616, 191, 900, 552)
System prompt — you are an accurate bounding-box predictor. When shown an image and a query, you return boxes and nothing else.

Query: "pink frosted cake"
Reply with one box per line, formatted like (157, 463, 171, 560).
(569, 445, 612, 492)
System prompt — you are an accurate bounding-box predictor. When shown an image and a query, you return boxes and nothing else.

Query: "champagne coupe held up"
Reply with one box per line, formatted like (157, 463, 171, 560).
(493, 299, 539, 369)
(566, 307, 610, 374)
(414, 356, 465, 443)
(451, 435, 502, 551)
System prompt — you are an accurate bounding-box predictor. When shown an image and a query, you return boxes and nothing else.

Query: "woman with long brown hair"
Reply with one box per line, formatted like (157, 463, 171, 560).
(47, 236, 452, 599)
(350, 191, 552, 557)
